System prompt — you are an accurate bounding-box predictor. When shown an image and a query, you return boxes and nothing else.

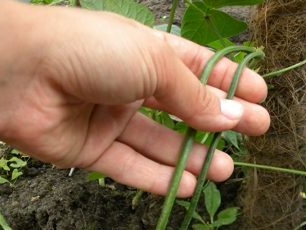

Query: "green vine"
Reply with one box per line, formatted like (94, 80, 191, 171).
(180, 49, 265, 230)
(156, 46, 264, 230)
(234, 161, 306, 176)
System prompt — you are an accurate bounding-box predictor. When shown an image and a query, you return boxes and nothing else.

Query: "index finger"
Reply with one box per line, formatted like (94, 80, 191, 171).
(152, 31, 267, 103)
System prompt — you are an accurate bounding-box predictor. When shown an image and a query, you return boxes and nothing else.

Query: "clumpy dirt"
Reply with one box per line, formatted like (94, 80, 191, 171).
(0, 158, 188, 230)
(1, 1, 254, 230)
(0, 156, 242, 230)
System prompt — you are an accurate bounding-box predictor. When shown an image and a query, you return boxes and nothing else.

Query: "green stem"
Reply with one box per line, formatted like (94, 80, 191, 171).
(167, 0, 179, 33)
(263, 58, 306, 78)
(234, 161, 306, 176)
(156, 46, 262, 230)
(155, 128, 197, 230)
(69, 0, 78, 7)
(180, 51, 264, 230)
(180, 132, 222, 230)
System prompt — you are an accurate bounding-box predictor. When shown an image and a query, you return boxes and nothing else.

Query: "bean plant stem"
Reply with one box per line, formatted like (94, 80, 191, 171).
(263, 58, 306, 78)
(167, 0, 179, 33)
(234, 161, 306, 176)
(155, 128, 196, 230)
(180, 50, 265, 230)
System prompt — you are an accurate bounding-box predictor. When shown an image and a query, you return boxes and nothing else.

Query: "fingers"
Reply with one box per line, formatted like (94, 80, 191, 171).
(147, 47, 245, 131)
(87, 141, 197, 197)
(150, 30, 268, 103)
(136, 28, 269, 132)
(151, 66, 247, 132)
(118, 113, 234, 182)
(207, 86, 270, 136)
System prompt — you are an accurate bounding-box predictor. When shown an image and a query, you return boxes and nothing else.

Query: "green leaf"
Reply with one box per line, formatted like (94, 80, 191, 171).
(174, 122, 189, 134)
(11, 169, 23, 181)
(0, 210, 12, 230)
(159, 112, 175, 129)
(192, 224, 212, 230)
(207, 38, 234, 51)
(195, 131, 210, 144)
(203, 182, 221, 221)
(139, 107, 154, 119)
(30, 0, 51, 4)
(176, 200, 205, 224)
(222, 131, 241, 149)
(214, 207, 239, 227)
(182, 2, 247, 45)
(204, 0, 264, 8)
(10, 149, 20, 155)
(154, 24, 181, 36)
(0, 159, 10, 171)
(8, 157, 27, 168)
(87, 171, 106, 181)
(79, 0, 155, 27)
(0, 176, 10, 185)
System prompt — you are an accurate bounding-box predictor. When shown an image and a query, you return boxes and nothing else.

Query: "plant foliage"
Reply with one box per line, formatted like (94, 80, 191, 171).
(0, 151, 27, 185)
(177, 182, 239, 230)
(204, 0, 264, 8)
(181, 2, 247, 45)
(79, 0, 155, 26)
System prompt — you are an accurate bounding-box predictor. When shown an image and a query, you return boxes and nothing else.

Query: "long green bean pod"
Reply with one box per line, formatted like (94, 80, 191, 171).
(156, 46, 261, 230)
(180, 50, 265, 230)
(155, 127, 196, 230)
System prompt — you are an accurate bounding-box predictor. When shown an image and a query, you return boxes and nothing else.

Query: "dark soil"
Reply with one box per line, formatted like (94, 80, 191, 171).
(0, 159, 187, 230)
(1, 1, 253, 230)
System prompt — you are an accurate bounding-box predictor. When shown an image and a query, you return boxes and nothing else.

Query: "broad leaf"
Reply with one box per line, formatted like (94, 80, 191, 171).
(80, 0, 155, 27)
(204, 0, 264, 8)
(207, 38, 234, 50)
(203, 182, 221, 221)
(222, 131, 241, 149)
(214, 207, 239, 227)
(182, 2, 247, 45)
(0, 159, 10, 171)
(8, 157, 27, 168)
(0, 176, 10, 185)
(11, 169, 23, 181)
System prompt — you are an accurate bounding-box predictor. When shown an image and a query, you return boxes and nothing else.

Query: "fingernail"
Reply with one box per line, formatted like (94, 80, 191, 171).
(220, 99, 243, 120)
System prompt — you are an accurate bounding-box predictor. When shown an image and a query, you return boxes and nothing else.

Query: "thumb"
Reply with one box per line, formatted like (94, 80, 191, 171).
(150, 57, 243, 132)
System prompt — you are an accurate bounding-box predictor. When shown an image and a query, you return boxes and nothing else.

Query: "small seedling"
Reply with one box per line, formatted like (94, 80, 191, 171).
(177, 181, 239, 230)
(0, 150, 27, 186)
(87, 171, 107, 187)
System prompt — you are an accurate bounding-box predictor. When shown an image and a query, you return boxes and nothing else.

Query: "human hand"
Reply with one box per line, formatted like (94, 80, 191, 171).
(0, 1, 269, 197)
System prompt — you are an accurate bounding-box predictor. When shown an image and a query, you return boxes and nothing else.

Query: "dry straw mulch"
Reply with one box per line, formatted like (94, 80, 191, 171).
(239, 0, 306, 229)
